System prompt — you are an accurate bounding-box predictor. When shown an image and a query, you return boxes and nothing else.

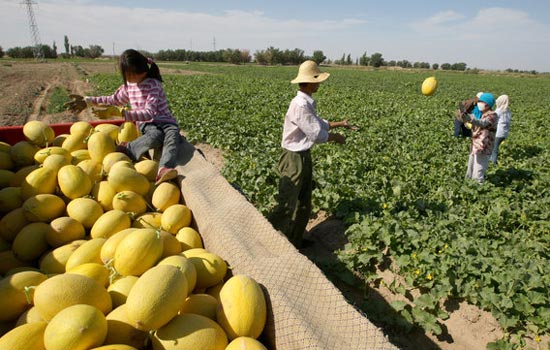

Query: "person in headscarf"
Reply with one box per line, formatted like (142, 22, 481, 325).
(456, 92, 498, 183)
(454, 92, 483, 137)
(490, 95, 512, 165)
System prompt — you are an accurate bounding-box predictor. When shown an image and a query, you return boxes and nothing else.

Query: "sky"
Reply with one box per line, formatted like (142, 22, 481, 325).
(1, 0, 549, 72)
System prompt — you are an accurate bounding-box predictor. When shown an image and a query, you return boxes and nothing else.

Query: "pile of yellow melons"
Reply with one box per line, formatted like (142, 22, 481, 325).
(0, 120, 268, 350)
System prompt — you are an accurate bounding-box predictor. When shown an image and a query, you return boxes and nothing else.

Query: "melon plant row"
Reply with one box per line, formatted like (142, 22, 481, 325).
(90, 64, 550, 349)
(0, 120, 269, 350)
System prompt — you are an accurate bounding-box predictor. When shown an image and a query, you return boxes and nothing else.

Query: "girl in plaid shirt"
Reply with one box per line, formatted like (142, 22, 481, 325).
(78, 49, 181, 184)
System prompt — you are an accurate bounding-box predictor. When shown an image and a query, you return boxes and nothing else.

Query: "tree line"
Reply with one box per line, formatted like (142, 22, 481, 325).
(0, 41, 541, 74)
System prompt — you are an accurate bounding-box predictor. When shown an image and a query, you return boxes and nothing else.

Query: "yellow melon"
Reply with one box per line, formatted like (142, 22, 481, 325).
(117, 121, 139, 144)
(57, 164, 93, 199)
(67, 262, 111, 287)
(0, 186, 22, 213)
(108, 166, 150, 196)
(65, 238, 106, 271)
(176, 227, 204, 251)
(34, 273, 112, 321)
(161, 204, 192, 234)
(39, 239, 87, 274)
(10, 141, 39, 167)
(52, 133, 68, 147)
(44, 304, 108, 350)
(12, 222, 51, 261)
(0, 169, 15, 187)
(188, 251, 227, 290)
(216, 275, 267, 340)
(0, 208, 29, 242)
(71, 148, 91, 163)
(70, 121, 94, 137)
(42, 153, 71, 171)
(114, 228, 163, 276)
(180, 293, 218, 320)
(225, 337, 268, 350)
(206, 281, 224, 300)
(103, 152, 131, 174)
(0, 141, 11, 153)
(100, 228, 136, 264)
(104, 304, 148, 348)
(66, 197, 104, 228)
(22, 194, 66, 222)
(125, 264, 188, 331)
(151, 182, 180, 211)
(132, 212, 162, 230)
(159, 230, 183, 258)
(0, 151, 14, 171)
(33, 146, 71, 164)
(152, 313, 227, 350)
(62, 133, 87, 153)
(181, 247, 208, 258)
(20, 166, 57, 200)
(23, 120, 55, 147)
(92, 180, 116, 211)
(421, 76, 438, 96)
(157, 255, 197, 292)
(95, 123, 120, 142)
(15, 306, 44, 326)
(134, 159, 158, 182)
(107, 275, 138, 308)
(0, 321, 47, 350)
(47, 216, 86, 247)
(90, 345, 138, 350)
(112, 191, 147, 216)
(10, 165, 38, 187)
(0, 250, 30, 275)
(77, 159, 104, 183)
(0, 270, 48, 321)
(88, 131, 116, 163)
(91, 209, 132, 239)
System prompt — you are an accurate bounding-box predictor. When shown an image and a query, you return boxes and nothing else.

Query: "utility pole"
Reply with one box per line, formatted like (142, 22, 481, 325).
(213, 37, 216, 51)
(23, 0, 44, 60)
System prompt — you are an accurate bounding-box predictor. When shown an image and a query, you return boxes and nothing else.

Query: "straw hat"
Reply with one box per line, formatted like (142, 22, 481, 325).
(291, 60, 330, 84)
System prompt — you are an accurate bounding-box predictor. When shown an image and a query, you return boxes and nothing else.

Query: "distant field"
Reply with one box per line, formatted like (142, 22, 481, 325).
(91, 63, 550, 349)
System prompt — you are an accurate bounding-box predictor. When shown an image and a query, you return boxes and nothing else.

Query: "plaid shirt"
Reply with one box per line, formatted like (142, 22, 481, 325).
(88, 78, 177, 126)
(470, 111, 498, 155)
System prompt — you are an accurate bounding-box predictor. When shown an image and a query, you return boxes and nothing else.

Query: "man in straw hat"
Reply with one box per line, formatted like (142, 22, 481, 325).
(268, 60, 356, 249)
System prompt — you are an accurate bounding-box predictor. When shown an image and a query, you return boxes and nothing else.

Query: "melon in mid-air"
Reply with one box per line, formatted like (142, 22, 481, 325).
(421, 76, 438, 96)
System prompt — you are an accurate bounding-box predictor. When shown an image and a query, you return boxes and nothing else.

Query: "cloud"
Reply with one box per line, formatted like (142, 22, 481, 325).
(426, 10, 465, 25)
(0, 1, 366, 53)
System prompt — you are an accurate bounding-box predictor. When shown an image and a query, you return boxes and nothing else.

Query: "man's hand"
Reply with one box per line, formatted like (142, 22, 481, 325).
(91, 106, 124, 119)
(64, 94, 87, 114)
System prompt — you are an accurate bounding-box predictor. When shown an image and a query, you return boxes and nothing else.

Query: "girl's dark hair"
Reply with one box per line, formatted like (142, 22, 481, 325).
(119, 49, 162, 84)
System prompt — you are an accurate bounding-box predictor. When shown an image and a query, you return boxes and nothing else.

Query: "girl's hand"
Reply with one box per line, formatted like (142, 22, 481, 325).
(64, 94, 87, 113)
(342, 119, 359, 131)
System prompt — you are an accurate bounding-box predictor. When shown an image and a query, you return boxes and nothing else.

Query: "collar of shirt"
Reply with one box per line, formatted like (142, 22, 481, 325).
(297, 90, 315, 107)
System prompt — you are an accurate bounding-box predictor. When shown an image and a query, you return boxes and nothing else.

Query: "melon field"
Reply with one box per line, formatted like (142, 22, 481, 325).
(91, 64, 550, 350)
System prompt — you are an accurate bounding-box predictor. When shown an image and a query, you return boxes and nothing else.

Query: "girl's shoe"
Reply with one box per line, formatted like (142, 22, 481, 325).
(155, 167, 177, 185)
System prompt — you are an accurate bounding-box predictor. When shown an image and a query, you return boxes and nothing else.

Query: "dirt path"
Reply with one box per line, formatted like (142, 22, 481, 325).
(0, 60, 512, 350)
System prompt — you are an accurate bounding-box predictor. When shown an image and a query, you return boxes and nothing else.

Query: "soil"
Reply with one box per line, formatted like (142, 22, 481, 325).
(0, 60, 517, 350)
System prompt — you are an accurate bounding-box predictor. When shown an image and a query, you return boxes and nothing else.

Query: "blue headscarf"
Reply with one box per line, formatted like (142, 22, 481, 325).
(473, 93, 495, 119)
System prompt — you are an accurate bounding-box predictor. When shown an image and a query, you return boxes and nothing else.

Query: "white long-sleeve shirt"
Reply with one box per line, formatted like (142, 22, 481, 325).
(495, 108, 512, 138)
(281, 91, 329, 152)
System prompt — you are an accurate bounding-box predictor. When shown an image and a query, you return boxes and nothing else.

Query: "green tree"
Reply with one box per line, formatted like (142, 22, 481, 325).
(359, 52, 370, 66)
(440, 63, 451, 70)
(346, 54, 352, 65)
(311, 50, 326, 64)
(432, 63, 439, 70)
(0, 46, 4, 58)
(64, 35, 70, 56)
(370, 52, 384, 67)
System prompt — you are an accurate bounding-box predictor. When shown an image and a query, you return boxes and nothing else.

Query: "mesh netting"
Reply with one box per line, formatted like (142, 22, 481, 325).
(175, 140, 399, 350)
